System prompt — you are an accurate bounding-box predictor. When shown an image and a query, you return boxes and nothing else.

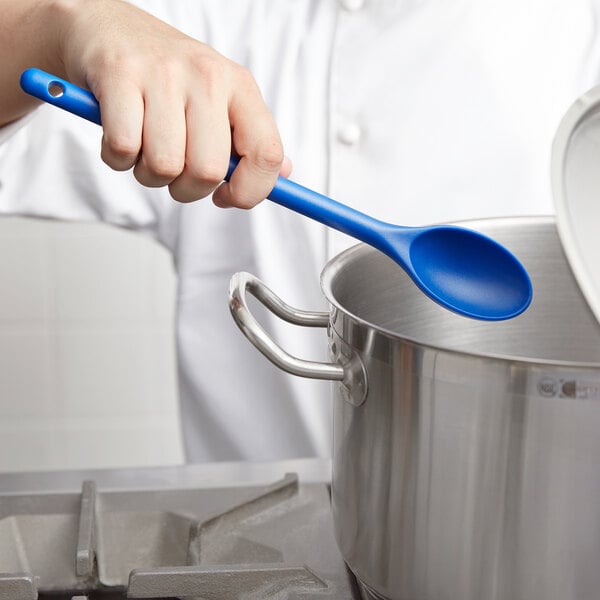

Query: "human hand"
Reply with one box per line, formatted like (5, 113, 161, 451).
(57, 0, 290, 206)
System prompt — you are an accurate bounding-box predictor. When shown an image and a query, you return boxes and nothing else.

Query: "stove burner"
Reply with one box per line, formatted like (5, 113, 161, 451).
(0, 473, 358, 599)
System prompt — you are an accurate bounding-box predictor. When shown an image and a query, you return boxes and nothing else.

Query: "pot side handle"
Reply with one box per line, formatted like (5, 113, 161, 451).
(229, 272, 367, 406)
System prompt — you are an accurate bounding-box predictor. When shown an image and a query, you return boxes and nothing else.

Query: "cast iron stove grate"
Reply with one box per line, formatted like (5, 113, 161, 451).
(0, 473, 359, 599)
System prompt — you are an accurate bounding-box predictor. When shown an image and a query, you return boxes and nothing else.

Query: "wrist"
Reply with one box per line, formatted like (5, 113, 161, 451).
(41, 0, 86, 79)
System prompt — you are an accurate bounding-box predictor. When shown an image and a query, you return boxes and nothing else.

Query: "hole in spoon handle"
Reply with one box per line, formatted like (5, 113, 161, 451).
(20, 68, 102, 125)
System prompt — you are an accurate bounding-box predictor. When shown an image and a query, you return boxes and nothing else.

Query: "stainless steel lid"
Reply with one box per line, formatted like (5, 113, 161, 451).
(552, 85, 600, 324)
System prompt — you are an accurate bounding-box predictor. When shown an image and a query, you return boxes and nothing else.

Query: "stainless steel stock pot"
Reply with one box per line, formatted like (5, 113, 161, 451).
(229, 216, 600, 600)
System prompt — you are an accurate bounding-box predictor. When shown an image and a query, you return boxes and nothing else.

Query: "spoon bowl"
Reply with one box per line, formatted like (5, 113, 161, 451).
(20, 68, 533, 321)
(401, 225, 532, 320)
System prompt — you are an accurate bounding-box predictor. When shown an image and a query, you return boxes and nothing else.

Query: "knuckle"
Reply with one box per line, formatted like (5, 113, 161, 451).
(143, 154, 184, 181)
(188, 161, 227, 186)
(155, 55, 185, 83)
(226, 186, 261, 210)
(234, 65, 257, 90)
(236, 200, 258, 210)
(93, 53, 142, 83)
(169, 181, 214, 203)
(254, 138, 284, 172)
(227, 197, 254, 210)
(102, 134, 139, 161)
(169, 187, 197, 204)
(189, 51, 226, 83)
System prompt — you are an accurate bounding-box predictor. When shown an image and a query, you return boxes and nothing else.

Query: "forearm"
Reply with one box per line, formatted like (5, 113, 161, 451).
(0, 0, 74, 126)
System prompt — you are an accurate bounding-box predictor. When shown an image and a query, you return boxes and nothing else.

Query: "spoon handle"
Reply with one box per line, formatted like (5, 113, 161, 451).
(227, 156, 389, 245)
(20, 68, 102, 125)
(21, 68, 388, 247)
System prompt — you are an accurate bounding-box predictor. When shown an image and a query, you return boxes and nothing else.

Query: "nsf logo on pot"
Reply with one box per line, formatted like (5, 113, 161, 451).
(537, 377, 559, 397)
(537, 376, 600, 400)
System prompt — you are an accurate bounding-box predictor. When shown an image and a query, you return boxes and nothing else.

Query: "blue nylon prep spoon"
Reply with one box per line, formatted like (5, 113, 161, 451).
(20, 68, 532, 321)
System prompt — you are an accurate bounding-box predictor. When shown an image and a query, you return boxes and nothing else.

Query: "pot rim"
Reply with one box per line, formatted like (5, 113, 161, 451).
(320, 215, 600, 370)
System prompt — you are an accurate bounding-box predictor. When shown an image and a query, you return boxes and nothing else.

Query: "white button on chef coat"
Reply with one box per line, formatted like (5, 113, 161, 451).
(339, 0, 365, 12)
(336, 121, 362, 146)
(2, 0, 600, 462)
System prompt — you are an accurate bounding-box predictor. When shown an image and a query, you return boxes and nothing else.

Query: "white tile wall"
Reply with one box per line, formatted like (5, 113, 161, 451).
(0, 217, 184, 472)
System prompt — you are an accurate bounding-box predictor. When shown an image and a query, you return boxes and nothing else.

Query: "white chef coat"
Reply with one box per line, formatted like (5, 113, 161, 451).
(1, 0, 600, 461)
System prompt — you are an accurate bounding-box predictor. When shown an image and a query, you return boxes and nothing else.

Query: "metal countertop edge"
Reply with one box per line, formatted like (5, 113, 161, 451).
(0, 457, 332, 494)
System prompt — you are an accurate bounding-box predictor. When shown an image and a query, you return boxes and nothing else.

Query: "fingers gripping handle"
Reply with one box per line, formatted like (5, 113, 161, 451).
(21, 69, 243, 182)
(228, 272, 367, 406)
(20, 68, 387, 243)
(21, 71, 251, 188)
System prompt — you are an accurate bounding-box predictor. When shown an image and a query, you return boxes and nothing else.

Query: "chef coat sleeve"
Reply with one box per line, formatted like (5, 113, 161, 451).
(0, 112, 37, 146)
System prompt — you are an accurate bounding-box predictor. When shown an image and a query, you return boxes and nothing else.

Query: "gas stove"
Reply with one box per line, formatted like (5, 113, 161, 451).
(0, 459, 362, 599)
